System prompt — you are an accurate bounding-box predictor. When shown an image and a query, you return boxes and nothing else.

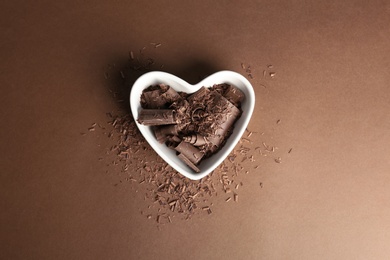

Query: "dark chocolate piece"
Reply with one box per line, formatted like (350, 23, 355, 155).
(187, 86, 210, 103)
(137, 109, 177, 126)
(141, 89, 167, 108)
(184, 89, 241, 154)
(161, 85, 181, 103)
(174, 141, 204, 165)
(206, 91, 241, 147)
(223, 85, 245, 107)
(141, 84, 181, 108)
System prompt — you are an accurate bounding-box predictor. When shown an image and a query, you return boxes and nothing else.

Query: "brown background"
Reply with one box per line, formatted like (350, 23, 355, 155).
(1, 0, 390, 259)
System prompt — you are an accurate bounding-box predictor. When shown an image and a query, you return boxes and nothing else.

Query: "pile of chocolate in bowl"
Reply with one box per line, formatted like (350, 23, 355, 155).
(137, 83, 244, 173)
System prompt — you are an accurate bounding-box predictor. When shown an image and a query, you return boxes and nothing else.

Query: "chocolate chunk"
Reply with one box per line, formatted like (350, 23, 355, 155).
(161, 85, 181, 103)
(141, 84, 181, 108)
(206, 91, 241, 147)
(141, 89, 167, 108)
(223, 85, 245, 107)
(174, 141, 203, 164)
(137, 109, 177, 126)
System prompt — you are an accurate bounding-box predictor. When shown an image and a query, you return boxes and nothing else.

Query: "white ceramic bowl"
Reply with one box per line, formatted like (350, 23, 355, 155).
(130, 71, 255, 180)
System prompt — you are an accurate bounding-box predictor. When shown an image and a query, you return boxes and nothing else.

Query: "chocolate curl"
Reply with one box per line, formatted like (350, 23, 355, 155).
(161, 85, 181, 104)
(183, 134, 208, 146)
(223, 85, 245, 107)
(141, 84, 181, 108)
(154, 125, 179, 143)
(137, 109, 177, 126)
(141, 89, 167, 108)
(175, 141, 204, 164)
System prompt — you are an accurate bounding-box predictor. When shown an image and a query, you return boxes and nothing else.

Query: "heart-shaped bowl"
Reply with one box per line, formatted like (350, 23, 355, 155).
(130, 70, 255, 180)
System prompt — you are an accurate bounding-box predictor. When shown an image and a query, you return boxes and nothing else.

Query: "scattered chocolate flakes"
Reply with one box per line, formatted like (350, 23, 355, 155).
(241, 62, 254, 79)
(150, 42, 162, 48)
(140, 46, 146, 54)
(86, 48, 286, 226)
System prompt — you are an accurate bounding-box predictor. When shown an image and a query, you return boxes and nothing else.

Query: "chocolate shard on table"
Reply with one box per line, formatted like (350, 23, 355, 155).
(137, 83, 244, 173)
